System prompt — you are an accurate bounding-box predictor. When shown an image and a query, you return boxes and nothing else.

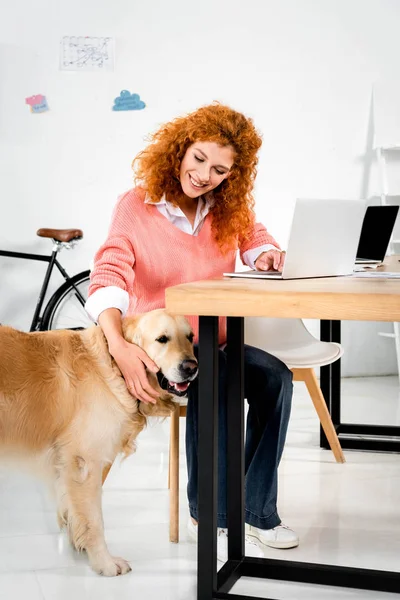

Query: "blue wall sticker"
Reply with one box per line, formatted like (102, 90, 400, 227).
(112, 90, 146, 111)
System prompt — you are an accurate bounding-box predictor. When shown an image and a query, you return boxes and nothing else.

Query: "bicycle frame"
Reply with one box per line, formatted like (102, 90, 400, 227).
(0, 247, 87, 332)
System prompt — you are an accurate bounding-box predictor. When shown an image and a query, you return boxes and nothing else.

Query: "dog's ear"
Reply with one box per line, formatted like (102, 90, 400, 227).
(122, 315, 142, 346)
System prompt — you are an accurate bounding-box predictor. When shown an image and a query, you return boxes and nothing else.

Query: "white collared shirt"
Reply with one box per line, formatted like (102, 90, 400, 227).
(144, 194, 278, 268)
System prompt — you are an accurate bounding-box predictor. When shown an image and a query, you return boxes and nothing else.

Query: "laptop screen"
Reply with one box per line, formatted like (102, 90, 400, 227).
(356, 205, 399, 261)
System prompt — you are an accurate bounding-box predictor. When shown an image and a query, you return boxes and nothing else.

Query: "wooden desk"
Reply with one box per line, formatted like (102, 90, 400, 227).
(166, 257, 400, 599)
(166, 255, 400, 322)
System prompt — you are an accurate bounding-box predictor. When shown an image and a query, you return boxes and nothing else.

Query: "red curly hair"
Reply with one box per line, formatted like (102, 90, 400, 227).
(133, 103, 262, 251)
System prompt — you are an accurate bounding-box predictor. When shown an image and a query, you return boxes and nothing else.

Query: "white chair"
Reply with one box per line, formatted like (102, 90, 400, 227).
(168, 317, 345, 543)
(244, 316, 344, 463)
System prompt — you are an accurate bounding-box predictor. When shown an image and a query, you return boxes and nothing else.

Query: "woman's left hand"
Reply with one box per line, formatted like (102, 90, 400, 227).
(254, 249, 286, 272)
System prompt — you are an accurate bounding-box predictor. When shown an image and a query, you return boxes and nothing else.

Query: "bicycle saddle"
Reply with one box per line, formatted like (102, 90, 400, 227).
(36, 228, 83, 242)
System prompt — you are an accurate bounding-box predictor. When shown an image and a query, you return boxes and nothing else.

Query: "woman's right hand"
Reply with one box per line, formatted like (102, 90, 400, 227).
(110, 339, 160, 404)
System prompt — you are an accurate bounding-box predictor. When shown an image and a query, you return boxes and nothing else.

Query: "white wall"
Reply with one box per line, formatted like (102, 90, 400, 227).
(1, 0, 400, 375)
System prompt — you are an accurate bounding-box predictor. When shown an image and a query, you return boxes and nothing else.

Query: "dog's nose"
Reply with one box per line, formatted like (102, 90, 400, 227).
(180, 359, 198, 378)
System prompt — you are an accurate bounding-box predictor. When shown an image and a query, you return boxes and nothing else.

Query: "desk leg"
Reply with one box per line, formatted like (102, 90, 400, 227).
(226, 317, 245, 562)
(198, 316, 219, 600)
(320, 320, 341, 449)
(319, 319, 400, 452)
(195, 318, 400, 598)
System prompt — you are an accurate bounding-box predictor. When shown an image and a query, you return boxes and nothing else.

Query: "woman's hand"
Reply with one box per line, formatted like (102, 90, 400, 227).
(254, 249, 286, 272)
(110, 339, 160, 404)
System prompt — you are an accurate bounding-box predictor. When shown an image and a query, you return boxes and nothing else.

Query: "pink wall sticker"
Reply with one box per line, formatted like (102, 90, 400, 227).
(25, 95, 49, 113)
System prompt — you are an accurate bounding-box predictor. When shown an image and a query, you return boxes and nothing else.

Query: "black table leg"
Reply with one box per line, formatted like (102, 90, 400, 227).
(197, 316, 219, 600)
(320, 320, 341, 449)
(320, 319, 400, 452)
(226, 317, 245, 562)
(196, 316, 400, 599)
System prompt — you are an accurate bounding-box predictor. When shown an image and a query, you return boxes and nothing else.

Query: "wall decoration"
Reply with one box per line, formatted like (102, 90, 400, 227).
(25, 94, 49, 113)
(112, 90, 146, 111)
(60, 36, 114, 71)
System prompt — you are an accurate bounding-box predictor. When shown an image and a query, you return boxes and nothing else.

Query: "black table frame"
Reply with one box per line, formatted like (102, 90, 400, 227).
(197, 315, 400, 600)
(320, 320, 400, 453)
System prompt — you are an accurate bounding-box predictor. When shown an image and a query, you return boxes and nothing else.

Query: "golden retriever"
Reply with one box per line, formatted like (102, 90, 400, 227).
(0, 309, 197, 576)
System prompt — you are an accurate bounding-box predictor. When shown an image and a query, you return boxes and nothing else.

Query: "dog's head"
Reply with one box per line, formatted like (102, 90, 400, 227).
(122, 309, 198, 406)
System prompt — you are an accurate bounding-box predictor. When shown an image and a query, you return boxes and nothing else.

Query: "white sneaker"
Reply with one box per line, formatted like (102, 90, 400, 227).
(187, 519, 264, 562)
(245, 523, 299, 549)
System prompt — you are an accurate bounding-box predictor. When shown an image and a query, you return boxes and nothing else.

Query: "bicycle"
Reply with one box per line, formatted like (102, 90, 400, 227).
(0, 227, 92, 331)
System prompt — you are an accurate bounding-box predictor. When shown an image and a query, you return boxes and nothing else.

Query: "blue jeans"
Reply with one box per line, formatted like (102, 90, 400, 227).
(186, 344, 293, 530)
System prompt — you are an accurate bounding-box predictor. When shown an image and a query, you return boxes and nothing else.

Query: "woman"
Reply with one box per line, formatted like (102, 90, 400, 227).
(85, 103, 298, 561)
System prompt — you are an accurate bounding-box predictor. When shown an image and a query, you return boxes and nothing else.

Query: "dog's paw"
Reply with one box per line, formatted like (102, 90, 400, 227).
(91, 555, 132, 577)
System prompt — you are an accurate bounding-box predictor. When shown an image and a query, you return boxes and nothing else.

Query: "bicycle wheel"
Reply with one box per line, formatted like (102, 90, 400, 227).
(41, 270, 92, 331)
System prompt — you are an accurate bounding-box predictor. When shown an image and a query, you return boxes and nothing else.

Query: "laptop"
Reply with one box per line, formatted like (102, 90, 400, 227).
(224, 198, 365, 280)
(355, 205, 399, 265)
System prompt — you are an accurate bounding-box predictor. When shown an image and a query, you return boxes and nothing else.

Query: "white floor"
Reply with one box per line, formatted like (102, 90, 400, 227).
(0, 377, 399, 600)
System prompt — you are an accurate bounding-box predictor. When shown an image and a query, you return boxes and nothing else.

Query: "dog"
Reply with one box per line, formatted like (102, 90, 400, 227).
(0, 308, 198, 576)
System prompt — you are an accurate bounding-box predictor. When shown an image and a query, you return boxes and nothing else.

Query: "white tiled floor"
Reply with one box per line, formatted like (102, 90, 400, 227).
(0, 377, 399, 600)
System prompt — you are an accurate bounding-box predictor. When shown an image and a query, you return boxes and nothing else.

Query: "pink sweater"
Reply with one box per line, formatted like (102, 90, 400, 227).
(89, 187, 279, 344)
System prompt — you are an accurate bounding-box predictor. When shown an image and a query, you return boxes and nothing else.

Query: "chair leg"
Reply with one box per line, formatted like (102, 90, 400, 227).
(169, 406, 180, 543)
(292, 368, 345, 464)
(168, 437, 171, 490)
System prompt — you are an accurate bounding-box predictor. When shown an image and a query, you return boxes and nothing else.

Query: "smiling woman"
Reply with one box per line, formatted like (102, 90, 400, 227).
(132, 103, 265, 251)
(85, 102, 298, 557)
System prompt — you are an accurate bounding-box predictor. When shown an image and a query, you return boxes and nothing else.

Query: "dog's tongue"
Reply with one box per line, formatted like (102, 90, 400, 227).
(171, 381, 190, 392)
